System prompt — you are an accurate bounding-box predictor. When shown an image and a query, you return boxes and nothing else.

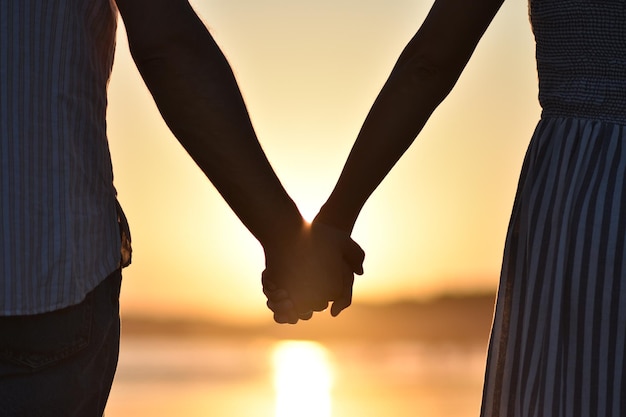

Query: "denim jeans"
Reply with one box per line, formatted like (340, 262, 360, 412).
(0, 270, 122, 417)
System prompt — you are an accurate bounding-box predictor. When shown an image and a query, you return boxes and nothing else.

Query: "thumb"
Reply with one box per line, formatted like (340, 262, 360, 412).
(343, 239, 365, 275)
(331, 265, 355, 317)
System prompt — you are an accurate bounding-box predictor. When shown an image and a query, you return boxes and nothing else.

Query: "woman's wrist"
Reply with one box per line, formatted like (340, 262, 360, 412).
(314, 201, 357, 234)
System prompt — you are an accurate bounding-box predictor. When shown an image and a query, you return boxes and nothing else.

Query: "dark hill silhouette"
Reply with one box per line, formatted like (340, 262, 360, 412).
(122, 291, 496, 345)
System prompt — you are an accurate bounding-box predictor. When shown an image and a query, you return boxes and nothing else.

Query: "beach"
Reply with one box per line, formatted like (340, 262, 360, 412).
(107, 294, 493, 417)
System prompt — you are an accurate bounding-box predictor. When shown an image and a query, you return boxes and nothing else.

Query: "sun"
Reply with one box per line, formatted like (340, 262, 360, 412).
(297, 201, 319, 224)
(272, 340, 333, 417)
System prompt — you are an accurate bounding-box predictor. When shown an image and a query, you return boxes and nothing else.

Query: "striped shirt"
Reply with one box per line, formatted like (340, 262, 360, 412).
(0, 0, 126, 315)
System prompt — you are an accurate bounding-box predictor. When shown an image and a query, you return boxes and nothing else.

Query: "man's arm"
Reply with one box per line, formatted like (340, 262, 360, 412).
(315, 0, 505, 232)
(114, 0, 364, 320)
(115, 0, 302, 245)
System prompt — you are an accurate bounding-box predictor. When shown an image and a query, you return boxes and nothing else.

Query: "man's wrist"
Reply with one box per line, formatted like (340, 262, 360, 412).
(258, 203, 306, 253)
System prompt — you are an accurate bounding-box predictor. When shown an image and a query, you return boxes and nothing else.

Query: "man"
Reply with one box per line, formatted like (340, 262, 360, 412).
(0, 0, 363, 415)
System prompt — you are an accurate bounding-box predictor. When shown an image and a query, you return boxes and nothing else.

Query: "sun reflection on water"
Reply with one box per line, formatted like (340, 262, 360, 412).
(272, 340, 333, 417)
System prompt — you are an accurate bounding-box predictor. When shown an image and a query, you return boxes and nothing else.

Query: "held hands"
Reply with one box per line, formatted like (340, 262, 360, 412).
(262, 221, 364, 324)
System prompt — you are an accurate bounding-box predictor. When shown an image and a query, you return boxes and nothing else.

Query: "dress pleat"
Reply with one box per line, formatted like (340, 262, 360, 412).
(482, 118, 626, 417)
(481, 1, 626, 414)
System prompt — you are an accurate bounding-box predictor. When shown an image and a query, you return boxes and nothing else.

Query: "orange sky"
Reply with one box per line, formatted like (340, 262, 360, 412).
(106, 0, 540, 324)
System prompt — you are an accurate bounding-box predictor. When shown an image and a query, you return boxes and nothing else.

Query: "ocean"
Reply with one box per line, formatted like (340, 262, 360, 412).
(106, 335, 488, 417)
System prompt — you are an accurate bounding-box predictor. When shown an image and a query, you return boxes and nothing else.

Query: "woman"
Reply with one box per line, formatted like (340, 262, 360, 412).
(271, 0, 626, 415)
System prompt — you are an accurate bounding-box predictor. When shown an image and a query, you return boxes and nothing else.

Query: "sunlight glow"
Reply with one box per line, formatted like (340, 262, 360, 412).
(109, 0, 537, 321)
(297, 204, 318, 223)
(272, 340, 333, 417)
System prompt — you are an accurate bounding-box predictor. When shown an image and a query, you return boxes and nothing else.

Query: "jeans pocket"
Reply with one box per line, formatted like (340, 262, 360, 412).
(0, 294, 93, 370)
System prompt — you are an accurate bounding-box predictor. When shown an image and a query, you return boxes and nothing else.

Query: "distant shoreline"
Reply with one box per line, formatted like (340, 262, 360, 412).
(121, 292, 496, 345)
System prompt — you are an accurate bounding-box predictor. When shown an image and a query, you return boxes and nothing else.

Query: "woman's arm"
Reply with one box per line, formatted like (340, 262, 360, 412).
(316, 0, 505, 232)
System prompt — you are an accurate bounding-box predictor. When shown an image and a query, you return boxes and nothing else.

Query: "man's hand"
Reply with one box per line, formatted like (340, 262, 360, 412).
(262, 221, 364, 324)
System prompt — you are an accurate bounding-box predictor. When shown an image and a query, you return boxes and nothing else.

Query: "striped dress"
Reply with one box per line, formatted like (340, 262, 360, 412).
(480, 1, 626, 416)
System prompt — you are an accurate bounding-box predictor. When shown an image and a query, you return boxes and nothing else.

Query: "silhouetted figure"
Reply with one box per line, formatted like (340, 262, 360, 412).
(272, 0, 626, 415)
(0, 1, 363, 415)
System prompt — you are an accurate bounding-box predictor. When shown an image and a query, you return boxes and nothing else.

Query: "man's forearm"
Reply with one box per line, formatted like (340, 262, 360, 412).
(117, 0, 303, 246)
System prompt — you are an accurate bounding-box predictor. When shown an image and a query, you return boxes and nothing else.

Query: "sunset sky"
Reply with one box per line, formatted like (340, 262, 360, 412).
(106, 0, 540, 324)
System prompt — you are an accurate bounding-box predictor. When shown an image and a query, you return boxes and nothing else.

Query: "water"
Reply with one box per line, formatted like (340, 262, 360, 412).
(106, 336, 487, 417)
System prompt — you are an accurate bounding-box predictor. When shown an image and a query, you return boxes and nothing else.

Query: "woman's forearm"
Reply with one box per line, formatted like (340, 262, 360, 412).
(316, 0, 504, 232)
